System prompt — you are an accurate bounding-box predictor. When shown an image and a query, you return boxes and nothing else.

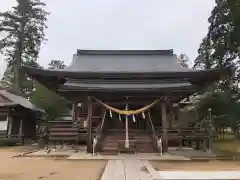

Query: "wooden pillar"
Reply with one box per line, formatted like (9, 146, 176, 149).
(19, 119, 23, 143)
(208, 108, 213, 152)
(161, 102, 168, 152)
(7, 115, 12, 138)
(72, 102, 77, 123)
(87, 97, 93, 153)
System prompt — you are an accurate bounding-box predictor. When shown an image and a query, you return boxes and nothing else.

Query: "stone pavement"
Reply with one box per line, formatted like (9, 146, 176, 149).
(100, 159, 153, 180)
(100, 160, 240, 180)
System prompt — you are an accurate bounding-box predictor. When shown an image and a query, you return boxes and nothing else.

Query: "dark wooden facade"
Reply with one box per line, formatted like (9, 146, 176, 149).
(23, 49, 230, 153)
(0, 89, 43, 144)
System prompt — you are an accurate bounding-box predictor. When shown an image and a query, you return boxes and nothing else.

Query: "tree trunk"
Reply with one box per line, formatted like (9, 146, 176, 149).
(15, 16, 25, 90)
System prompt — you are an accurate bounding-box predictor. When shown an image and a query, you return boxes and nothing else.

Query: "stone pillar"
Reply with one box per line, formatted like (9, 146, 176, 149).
(161, 102, 168, 152)
(87, 97, 93, 153)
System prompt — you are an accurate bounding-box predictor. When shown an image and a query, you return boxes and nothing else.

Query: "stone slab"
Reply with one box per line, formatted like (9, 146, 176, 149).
(100, 160, 116, 180)
(157, 171, 240, 179)
(67, 152, 189, 161)
(100, 159, 153, 180)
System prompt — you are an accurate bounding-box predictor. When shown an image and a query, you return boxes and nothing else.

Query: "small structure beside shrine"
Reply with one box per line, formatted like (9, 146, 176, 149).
(0, 88, 43, 144)
(23, 49, 231, 154)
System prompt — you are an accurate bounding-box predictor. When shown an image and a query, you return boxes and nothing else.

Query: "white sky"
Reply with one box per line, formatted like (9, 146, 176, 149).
(0, 0, 215, 77)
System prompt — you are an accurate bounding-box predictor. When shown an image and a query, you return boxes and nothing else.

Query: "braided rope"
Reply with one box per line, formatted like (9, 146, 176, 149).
(93, 97, 162, 115)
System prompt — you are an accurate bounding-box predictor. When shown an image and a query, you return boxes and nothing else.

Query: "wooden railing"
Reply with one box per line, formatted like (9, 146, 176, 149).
(154, 127, 209, 150)
(94, 109, 107, 153)
(0, 130, 23, 143)
(147, 111, 160, 153)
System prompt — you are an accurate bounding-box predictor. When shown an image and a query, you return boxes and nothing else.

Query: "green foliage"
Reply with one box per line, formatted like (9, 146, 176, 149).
(0, 1, 68, 121)
(194, 0, 240, 72)
(196, 91, 240, 128)
(194, 37, 213, 69)
(30, 83, 69, 121)
(48, 60, 66, 69)
(198, 91, 229, 116)
(30, 60, 69, 121)
(0, 0, 49, 91)
(177, 53, 189, 68)
(193, 0, 240, 131)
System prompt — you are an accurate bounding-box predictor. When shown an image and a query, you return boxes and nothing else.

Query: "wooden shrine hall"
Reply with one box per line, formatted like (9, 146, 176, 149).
(0, 88, 43, 144)
(23, 49, 230, 154)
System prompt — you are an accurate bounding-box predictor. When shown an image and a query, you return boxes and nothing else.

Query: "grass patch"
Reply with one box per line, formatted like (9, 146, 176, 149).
(0, 140, 17, 147)
(150, 161, 240, 171)
(213, 136, 240, 155)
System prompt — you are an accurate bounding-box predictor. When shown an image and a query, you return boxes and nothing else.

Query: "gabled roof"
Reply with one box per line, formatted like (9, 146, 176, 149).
(63, 49, 189, 73)
(22, 49, 232, 97)
(0, 89, 43, 112)
(22, 49, 231, 79)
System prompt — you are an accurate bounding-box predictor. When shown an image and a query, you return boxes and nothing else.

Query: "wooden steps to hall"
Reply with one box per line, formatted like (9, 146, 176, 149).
(100, 129, 156, 154)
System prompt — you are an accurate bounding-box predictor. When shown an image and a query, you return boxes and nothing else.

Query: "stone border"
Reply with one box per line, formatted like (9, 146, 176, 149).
(11, 149, 41, 158)
(142, 160, 163, 180)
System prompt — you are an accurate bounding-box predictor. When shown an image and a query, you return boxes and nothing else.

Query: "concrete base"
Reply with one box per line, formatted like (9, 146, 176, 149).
(155, 171, 240, 179)
(67, 152, 189, 160)
(143, 161, 240, 180)
(168, 148, 217, 159)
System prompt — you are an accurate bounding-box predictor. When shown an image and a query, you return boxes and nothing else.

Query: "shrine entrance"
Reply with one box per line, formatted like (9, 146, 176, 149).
(105, 104, 148, 130)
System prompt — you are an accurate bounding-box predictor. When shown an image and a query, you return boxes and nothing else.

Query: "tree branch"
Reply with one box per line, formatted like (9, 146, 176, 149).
(0, 12, 22, 22)
(0, 27, 15, 32)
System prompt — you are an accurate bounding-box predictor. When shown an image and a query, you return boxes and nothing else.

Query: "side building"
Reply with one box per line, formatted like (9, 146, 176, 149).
(0, 88, 43, 144)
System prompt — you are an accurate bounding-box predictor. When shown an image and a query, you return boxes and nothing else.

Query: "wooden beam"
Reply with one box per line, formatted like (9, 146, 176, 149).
(161, 102, 168, 152)
(87, 97, 93, 153)
(58, 91, 194, 102)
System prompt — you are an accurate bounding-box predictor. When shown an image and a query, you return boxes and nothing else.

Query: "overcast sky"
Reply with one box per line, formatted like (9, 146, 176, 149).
(0, 0, 215, 77)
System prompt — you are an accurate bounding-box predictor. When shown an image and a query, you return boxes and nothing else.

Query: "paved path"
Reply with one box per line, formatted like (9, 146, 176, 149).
(100, 160, 153, 180)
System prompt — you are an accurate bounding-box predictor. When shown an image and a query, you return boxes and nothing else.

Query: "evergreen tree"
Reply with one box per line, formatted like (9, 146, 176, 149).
(31, 60, 69, 121)
(209, 0, 240, 69)
(194, 0, 240, 72)
(193, 0, 240, 137)
(48, 60, 66, 69)
(0, 0, 49, 92)
(194, 37, 213, 69)
(177, 53, 190, 68)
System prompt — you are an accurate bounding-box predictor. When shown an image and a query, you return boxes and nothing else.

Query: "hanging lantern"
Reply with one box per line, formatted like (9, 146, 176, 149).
(119, 114, 122, 121)
(142, 112, 145, 119)
(109, 110, 112, 118)
(132, 114, 136, 123)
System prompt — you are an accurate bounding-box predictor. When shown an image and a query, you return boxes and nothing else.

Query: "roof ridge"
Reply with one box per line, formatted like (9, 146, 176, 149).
(76, 49, 174, 56)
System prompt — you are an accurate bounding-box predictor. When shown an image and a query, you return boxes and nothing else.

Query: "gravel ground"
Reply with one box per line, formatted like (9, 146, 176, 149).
(0, 147, 106, 180)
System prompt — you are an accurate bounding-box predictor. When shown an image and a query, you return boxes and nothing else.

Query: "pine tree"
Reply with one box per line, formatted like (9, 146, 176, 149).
(177, 53, 189, 68)
(194, 0, 240, 71)
(48, 60, 66, 70)
(31, 60, 69, 121)
(0, 0, 49, 92)
(193, 0, 240, 136)
(194, 37, 213, 69)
